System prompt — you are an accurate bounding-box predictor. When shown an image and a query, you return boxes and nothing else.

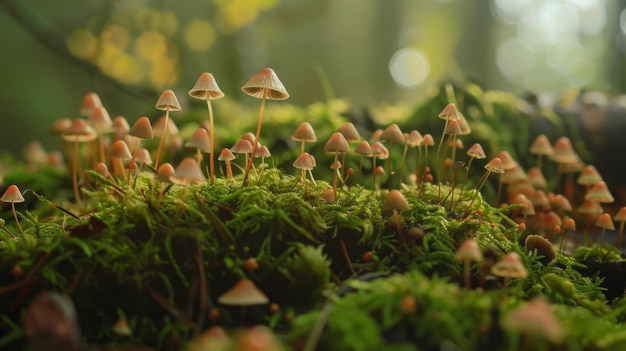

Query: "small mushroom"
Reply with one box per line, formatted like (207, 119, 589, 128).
(170, 158, 207, 186)
(218, 148, 236, 181)
(185, 128, 211, 165)
(491, 252, 527, 286)
(501, 297, 564, 344)
(154, 89, 182, 170)
(455, 239, 482, 289)
(291, 122, 317, 154)
(218, 279, 269, 323)
(1, 185, 25, 234)
(613, 207, 626, 248)
(595, 213, 615, 248)
(324, 132, 350, 199)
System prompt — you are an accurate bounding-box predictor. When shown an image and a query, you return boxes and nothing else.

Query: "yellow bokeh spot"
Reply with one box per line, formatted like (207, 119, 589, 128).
(159, 10, 179, 36)
(101, 23, 130, 50)
(134, 30, 168, 61)
(184, 20, 216, 51)
(149, 57, 180, 88)
(67, 29, 98, 59)
(108, 54, 145, 85)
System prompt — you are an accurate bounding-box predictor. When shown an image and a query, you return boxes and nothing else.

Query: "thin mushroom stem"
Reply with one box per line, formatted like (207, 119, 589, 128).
(398, 143, 409, 187)
(72, 138, 82, 207)
(349, 155, 365, 189)
(453, 156, 476, 212)
(464, 170, 492, 215)
(243, 91, 267, 186)
(331, 152, 339, 198)
(11, 202, 23, 233)
(206, 98, 216, 185)
(127, 138, 141, 187)
(435, 119, 450, 203)
(154, 108, 170, 170)
(616, 222, 625, 248)
(386, 141, 394, 191)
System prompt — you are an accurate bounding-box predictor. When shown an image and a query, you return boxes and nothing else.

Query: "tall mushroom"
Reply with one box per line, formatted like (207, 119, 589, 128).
(189, 72, 224, 185)
(324, 132, 350, 199)
(240, 68, 289, 185)
(154, 90, 182, 170)
(61, 119, 97, 207)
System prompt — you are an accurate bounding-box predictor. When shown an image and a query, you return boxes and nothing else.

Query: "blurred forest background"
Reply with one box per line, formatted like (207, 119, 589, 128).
(0, 0, 623, 154)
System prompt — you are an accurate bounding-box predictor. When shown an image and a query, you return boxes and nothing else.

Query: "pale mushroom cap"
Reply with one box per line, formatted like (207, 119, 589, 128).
(61, 119, 98, 142)
(614, 207, 626, 222)
(466, 143, 486, 159)
(1, 185, 25, 203)
(551, 194, 572, 212)
(527, 167, 547, 189)
(218, 279, 269, 306)
(155, 89, 182, 111)
(189, 72, 225, 100)
(502, 297, 565, 344)
(563, 218, 576, 231)
(379, 124, 405, 145)
(324, 132, 350, 153)
(218, 148, 236, 161)
(457, 112, 472, 135)
(170, 157, 206, 185)
(111, 116, 131, 134)
(406, 130, 423, 146)
(291, 122, 317, 142)
(550, 137, 579, 164)
(336, 122, 360, 141)
(540, 211, 562, 231)
(152, 116, 179, 135)
(354, 140, 373, 157)
(383, 190, 410, 213)
(93, 162, 110, 178)
(455, 239, 483, 262)
(370, 129, 383, 143)
(231, 139, 254, 154)
(444, 119, 462, 136)
(293, 152, 315, 170)
(438, 103, 460, 120)
(529, 134, 554, 156)
(129, 117, 154, 140)
(595, 213, 615, 230)
(255, 145, 272, 158)
(371, 142, 389, 159)
(491, 252, 528, 279)
(88, 106, 113, 132)
(578, 199, 603, 215)
(501, 166, 528, 184)
(484, 157, 505, 174)
(241, 68, 289, 100)
(185, 128, 211, 152)
(585, 181, 614, 203)
(156, 163, 175, 183)
(110, 140, 132, 159)
(577, 165, 603, 186)
(496, 151, 517, 170)
(529, 190, 550, 209)
(134, 148, 153, 165)
(422, 134, 435, 147)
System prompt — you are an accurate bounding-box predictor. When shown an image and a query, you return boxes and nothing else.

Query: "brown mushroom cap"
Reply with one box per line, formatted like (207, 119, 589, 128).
(371, 142, 389, 159)
(406, 130, 423, 147)
(444, 119, 463, 136)
(218, 279, 269, 306)
(134, 148, 153, 165)
(484, 157, 505, 174)
(585, 181, 614, 203)
(230, 139, 254, 155)
(80, 92, 103, 117)
(155, 89, 182, 111)
(291, 122, 317, 143)
(241, 68, 289, 100)
(529, 134, 554, 156)
(614, 207, 626, 223)
(578, 199, 603, 215)
(129, 117, 154, 140)
(1, 185, 25, 203)
(293, 152, 315, 170)
(524, 235, 556, 264)
(438, 103, 460, 120)
(336, 122, 360, 141)
(152, 116, 179, 135)
(324, 132, 350, 153)
(595, 213, 615, 230)
(379, 124, 405, 145)
(422, 134, 435, 147)
(527, 167, 547, 189)
(110, 140, 132, 160)
(185, 128, 211, 153)
(88, 106, 113, 132)
(218, 148, 236, 162)
(156, 163, 175, 183)
(502, 297, 564, 344)
(577, 165, 603, 186)
(550, 137, 579, 164)
(354, 140, 373, 157)
(111, 116, 131, 134)
(189, 72, 225, 100)
(466, 143, 486, 159)
(255, 145, 272, 158)
(61, 119, 97, 142)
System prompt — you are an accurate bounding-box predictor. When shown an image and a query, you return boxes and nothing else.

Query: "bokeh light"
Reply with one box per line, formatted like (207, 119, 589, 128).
(389, 48, 430, 88)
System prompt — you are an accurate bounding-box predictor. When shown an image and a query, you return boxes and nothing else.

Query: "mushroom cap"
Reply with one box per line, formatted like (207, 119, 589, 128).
(585, 181, 614, 203)
(550, 137, 579, 164)
(371, 142, 389, 159)
(438, 103, 460, 120)
(457, 112, 472, 135)
(540, 211, 562, 232)
(80, 92, 103, 117)
(550, 194, 572, 212)
(354, 140, 373, 157)
(379, 124, 405, 145)
(88, 106, 112, 132)
(111, 116, 131, 134)
(484, 157, 505, 174)
(134, 148, 153, 165)
(293, 152, 315, 170)
(185, 128, 211, 153)
(156, 89, 182, 111)
(218, 279, 269, 306)
(383, 190, 410, 213)
(510, 194, 535, 216)
(129, 117, 154, 140)
(501, 297, 564, 344)
(51, 118, 72, 134)
(595, 213, 615, 230)
(577, 165, 603, 186)
(1, 185, 25, 203)
(61, 119, 97, 142)
(422, 134, 435, 147)
(336, 122, 360, 141)
(170, 158, 206, 186)
(496, 151, 517, 170)
(501, 165, 528, 184)
(529, 190, 550, 209)
(444, 119, 463, 136)
(529, 134, 554, 156)
(406, 130, 423, 146)
(93, 162, 110, 178)
(188, 72, 225, 100)
(324, 132, 350, 153)
(563, 217, 576, 231)
(466, 143, 486, 159)
(156, 163, 175, 183)
(218, 148, 236, 161)
(491, 252, 528, 279)
(578, 199, 603, 215)
(291, 122, 317, 143)
(241, 68, 289, 100)
(110, 140, 132, 160)
(527, 167, 547, 189)
(255, 145, 272, 158)
(152, 116, 179, 135)
(455, 239, 483, 262)
(614, 207, 626, 222)
(230, 139, 254, 154)
(524, 235, 556, 264)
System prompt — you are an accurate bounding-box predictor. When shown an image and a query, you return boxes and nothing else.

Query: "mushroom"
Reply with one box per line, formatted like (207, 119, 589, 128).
(61, 118, 97, 206)
(293, 152, 316, 185)
(185, 127, 211, 165)
(218, 279, 269, 323)
(491, 252, 528, 286)
(527, 167, 547, 190)
(370, 141, 389, 191)
(379, 124, 405, 190)
(170, 157, 207, 186)
(350, 140, 373, 188)
(291, 122, 317, 154)
(465, 157, 505, 214)
(383, 190, 410, 213)
(156, 163, 175, 199)
(455, 143, 486, 209)
(240, 68, 289, 185)
(254, 145, 272, 175)
(87, 106, 113, 165)
(595, 212, 615, 248)
(524, 234, 556, 265)
(154, 89, 182, 170)
(189, 72, 225, 185)
(324, 132, 350, 199)
(455, 239, 482, 289)
(218, 148, 236, 182)
(110, 140, 133, 183)
(528, 134, 554, 169)
(127, 116, 154, 185)
(614, 207, 626, 248)
(501, 297, 564, 344)
(559, 218, 576, 254)
(1, 185, 25, 233)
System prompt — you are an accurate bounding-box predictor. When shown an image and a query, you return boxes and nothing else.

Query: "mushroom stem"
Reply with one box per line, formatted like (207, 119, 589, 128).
(226, 160, 234, 181)
(154, 108, 170, 170)
(206, 98, 216, 185)
(331, 152, 339, 198)
(463, 260, 471, 289)
(127, 138, 141, 187)
(453, 156, 476, 212)
(616, 222, 625, 248)
(71, 138, 82, 207)
(386, 141, 394, 191)
(349, 155, 365, 189)
(243, 91, 267, 186)
(398, 143, 409, 187)
(11, 202, 23, 233)
(339, 238, 355, 276)
(464, 170, 492, 215)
